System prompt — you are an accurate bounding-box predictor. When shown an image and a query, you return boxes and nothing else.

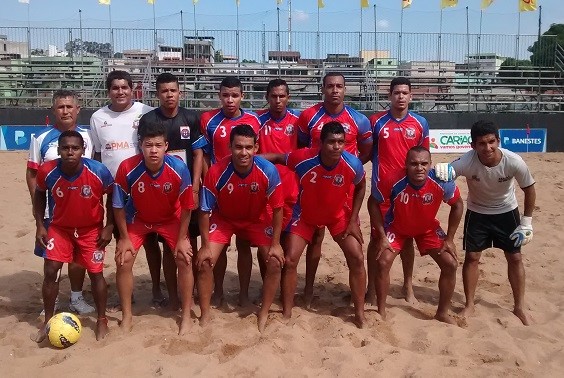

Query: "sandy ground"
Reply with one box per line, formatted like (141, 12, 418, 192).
(0, 151, 562, 377)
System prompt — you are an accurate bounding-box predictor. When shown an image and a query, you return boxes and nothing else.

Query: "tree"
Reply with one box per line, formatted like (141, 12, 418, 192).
(214, 49, 223, 63)
(30, 48, 46, 56)
(528, 23, 564, 67)
(64, 39, 112, 58)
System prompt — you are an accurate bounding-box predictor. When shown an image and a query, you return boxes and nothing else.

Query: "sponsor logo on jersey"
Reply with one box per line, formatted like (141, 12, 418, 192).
(80, 185, 92, 198)
(91, 250, 104, 264)
(180, 126, 191, 140)
(101, 121, 112, 128)
(342, 123, 351, 134)
(250, 182, 259, 193)
(264, 226, 274, 237)
(333, 174, 344, 187)
(163, 182, 173, 194)
(422, 193, 433, 204)
(104, 141, 135, 151)
(285, 124, 295, 136)
(498, 176, 511, 183)
(404, 127, 416, 139)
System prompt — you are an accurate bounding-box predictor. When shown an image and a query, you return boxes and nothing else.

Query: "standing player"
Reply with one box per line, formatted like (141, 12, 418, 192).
(196, 125, 284, 332)
(436, 120, 536, 325)
(89, 70, 168, 308)
(263, 122, 367, 328)
(113, 122, 195, 335)
(32, 131, 113, 342)
(138, 73, 207, 309)
(26, 89, 95, 315)
(296, 72, 372, 306)
(370, 146, 463, 324)
(200, 76, 262, 306)
(366, 77, 430, 306)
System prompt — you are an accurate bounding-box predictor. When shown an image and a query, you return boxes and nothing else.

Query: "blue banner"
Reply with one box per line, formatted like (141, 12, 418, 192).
(499, 128, 547, 153)
(0, 125, 46, 150)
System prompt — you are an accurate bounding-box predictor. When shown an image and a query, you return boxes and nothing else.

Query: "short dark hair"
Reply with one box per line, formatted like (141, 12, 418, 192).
(220, 76, 242, 91)
(58, 130, 84, 147)
(155, 72, 179, 91)
(390, 77, 411, 93)
(52, 89, 79, 106)
(230, 124, 257, 144)
(138, 122, 167, 143)
(406, 145, 431, 163)
(471, 120, 499, 142)
(322, 72, 345, 87)
(266, 78, 289, 96)
(106, 70, 133, 91)
(320, 121, 345, 142)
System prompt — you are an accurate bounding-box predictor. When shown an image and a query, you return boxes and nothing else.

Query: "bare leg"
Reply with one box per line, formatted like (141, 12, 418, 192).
(366, 238, 378, 306)
(68, 262, 86, 293)
(236, 237, 253, 307)
(32, 260, 63, 343)
(176, 256, 195, 335)
(212, 246, 228, 307)
(304, 227, 324, 308)
(281, 234, 308, 319)
(257, 246, 282, 332)
(505, 252, 529, 325)
(400, 238, 417, 304)
(334, 233, 367, 328)
(428, 249, 458, 325)
(116, 250, 137, 332)
(143, 234, 165, 303)
(88, 271, 109, 340)
(375, 248, 398, 321)
(162, 243, 179, 310)
(197, 243, 225, 327)
(461, 251, 481, 317)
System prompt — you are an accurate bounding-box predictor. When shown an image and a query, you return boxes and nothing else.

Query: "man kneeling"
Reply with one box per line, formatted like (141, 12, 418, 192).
(369, 146, 463, 324)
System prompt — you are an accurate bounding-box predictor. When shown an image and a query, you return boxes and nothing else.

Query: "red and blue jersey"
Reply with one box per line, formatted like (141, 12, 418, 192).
(200, 155, 283, 222)
(200, 108, 261, 163)
(370, 111, 430, 199)
(297, 103, 372, 156)
(35, 158, 113, 228)
(375, 169, 460, 235)
(286, 148, 365, 225)
(113, 154, 194, 224)
(257, 109, 300, 154)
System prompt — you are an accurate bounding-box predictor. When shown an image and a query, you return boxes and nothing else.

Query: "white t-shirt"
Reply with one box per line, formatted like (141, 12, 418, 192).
(89, 102, 153, 177)
(451, 147, 535, 215)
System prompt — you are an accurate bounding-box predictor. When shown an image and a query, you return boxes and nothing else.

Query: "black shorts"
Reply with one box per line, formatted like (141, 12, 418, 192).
(463, 208, 521, 254)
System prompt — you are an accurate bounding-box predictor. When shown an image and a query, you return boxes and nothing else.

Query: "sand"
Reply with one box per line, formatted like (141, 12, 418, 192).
(0, 151, 563, 377)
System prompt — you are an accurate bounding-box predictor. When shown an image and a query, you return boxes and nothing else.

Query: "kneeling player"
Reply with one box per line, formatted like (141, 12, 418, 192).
(33, 131, 114, 342)
(197, 125, 284, 332)
(369, 146, 463, 324)
(113, 122, 195, 335)
(263, 121, 367, 328)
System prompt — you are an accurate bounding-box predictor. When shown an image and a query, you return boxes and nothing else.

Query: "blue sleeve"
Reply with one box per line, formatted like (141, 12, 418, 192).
(192, 134, 208, 150)
(343, 152, 365, 185)
(200, 187, 216, 212)
(112, 183, 127, 208)
(257, 157, 281, 196)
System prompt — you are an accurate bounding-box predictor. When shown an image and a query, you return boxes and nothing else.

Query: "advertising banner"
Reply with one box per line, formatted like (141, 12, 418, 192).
(499, 128, 547, 153)
(429, 129, 472, 154)
(0, 125, 46, 151)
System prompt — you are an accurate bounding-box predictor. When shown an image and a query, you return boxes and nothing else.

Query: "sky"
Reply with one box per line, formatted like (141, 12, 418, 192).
(1, 0, 562, 62)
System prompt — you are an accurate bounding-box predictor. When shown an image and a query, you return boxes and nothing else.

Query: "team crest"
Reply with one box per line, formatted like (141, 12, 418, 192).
(80, 185, 92, 198)
(264, 226, 274, 238)
(163, 182, 173, 194)
(180, 126, 191, 140)
(333, 174, 344, 187)
(404, 127, 416, 139)
(342, 123, 351, 134)
(250, 182, 259, 193)
(284, 124, 295, 136)
(132, 115, 142, 129)
(422, 193, 433, 204)
(91, 250, 104, 264)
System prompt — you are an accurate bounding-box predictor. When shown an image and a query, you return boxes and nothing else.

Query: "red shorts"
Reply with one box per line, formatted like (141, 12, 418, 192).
(127, 220, 182, 251)
(208, 212, 274, 246)
(45, 225, 105, 273)
(386, 226, 446, 256)
(286, 207, 351, 243)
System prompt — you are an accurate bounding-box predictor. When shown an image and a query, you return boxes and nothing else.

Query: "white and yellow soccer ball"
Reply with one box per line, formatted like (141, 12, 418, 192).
(46, 312, 82, 348)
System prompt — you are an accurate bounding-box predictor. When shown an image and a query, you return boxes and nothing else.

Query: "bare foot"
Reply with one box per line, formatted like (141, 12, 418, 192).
(257, 312, 268, 333)
(211, 292, 224, 308)
(96, 318, 109, 340)
(282, 309, 292, 321)
(178, 315, 192, 335)
(513, 308, 531, 326)
(459, 305, 475, 318)
(31, 325, 47, 343)
(303, 288, 314, 309)
(199, 313, 211, 327)
(377, 308, 387, 321)
(365, 291, 377, 306)
(167, 297, 181, 312)
(238, 294, 251, 308)
(152, 293, 169, 309)
(402, 284, 418, 304)
(354, 313, 366, 329)
(434, 312, 457, 325)
(119, 316, 133, 332)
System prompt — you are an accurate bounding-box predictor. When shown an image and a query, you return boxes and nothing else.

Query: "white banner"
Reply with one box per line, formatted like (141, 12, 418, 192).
(429, 129, 472, 153)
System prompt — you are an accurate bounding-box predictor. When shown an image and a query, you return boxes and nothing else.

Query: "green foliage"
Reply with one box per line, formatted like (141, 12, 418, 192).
(528, 23, 564, 67)
(64, 39, 112, 58)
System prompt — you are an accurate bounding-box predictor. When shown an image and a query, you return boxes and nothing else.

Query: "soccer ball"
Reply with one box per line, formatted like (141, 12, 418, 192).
(46, 312, 82, 348)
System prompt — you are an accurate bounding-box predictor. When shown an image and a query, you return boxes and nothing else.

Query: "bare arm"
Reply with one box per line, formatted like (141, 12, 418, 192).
(521, 184, 536, 217)
(350, 177, 366, 222)
(202, 153, 211, 178)
(358, 142, 372, 165)
(198, 210, 211, 248)
(33, 189, 48, 248)
(191, 149, 204, 193)
(26, 168, 37, 202)
(445, 197, 464, 242)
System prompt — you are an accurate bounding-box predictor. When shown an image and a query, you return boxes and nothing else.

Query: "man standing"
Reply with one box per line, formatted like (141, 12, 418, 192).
(370, 146, 463, 324)
(200, 76, 262, 306)
(197, 125, 284, 332)
(436, 120, 536, 325)
(296, 72, 372, 306)
(26, 89, 95, 315)
(366, 77, 430, 305)
(138, 73, 207, 309)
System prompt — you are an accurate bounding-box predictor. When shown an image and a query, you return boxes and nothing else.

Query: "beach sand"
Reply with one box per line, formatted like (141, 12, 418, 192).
(0, 151, 562, 376)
